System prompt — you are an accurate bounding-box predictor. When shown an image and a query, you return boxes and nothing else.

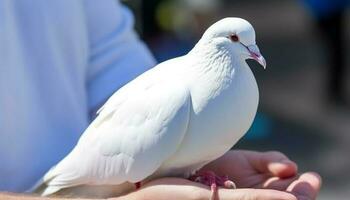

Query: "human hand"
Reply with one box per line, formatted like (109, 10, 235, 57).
(2, 180, 291, 200)
(115, 150, 321, 200)
(201, 150, 322, 200)
(116, 177, 298, 200)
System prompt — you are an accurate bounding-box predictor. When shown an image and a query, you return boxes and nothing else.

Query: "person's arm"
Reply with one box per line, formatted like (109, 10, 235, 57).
(0, 192, 83, 200)
(84, 0, 156, 117)
(0, 150, 321, 200)
(0, 192, 130, 200)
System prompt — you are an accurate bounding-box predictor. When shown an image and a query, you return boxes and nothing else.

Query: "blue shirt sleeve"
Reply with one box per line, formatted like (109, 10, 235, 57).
(84, 0, 156, 114)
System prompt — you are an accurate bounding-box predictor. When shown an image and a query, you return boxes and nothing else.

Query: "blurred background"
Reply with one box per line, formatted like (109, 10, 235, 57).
(123, 0, 350, 199)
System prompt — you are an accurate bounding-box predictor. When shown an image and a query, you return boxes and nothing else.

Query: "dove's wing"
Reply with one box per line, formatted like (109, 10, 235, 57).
(41, 66, 192, 195)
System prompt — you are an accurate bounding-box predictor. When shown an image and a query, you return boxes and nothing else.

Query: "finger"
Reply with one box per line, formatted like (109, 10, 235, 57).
(219, 188, 297, 200)
(257, 176, 298, 190)
(244, 151, 298, 178)
(287, 172, 322, 200)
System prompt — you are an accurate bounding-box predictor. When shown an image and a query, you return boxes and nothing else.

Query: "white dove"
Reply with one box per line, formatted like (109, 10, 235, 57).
(34, 17, 266, 199)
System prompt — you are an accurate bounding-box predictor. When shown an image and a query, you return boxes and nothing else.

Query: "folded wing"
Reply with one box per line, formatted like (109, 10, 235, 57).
(40, 76, 192, 196)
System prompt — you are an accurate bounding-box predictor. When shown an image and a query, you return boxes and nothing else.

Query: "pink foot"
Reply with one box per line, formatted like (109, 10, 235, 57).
(189, 171, 236, 200)
(135, 181, 141, 189)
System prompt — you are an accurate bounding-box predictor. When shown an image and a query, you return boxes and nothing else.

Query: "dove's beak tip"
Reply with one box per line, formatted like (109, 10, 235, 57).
(257, 55, 266, 69)
(246, 44, 266, 69)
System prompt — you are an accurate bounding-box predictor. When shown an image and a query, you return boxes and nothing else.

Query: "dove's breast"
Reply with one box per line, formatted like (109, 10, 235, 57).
(157, 63, 259, 177)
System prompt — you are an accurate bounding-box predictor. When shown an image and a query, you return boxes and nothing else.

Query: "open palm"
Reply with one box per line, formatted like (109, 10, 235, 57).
(201, 150, 322, 199)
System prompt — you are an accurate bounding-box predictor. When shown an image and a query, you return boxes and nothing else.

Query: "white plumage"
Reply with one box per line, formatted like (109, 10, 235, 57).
(34, 17, 266, 198)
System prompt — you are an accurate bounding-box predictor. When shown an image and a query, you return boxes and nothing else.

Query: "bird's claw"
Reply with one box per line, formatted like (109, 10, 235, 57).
(224, 180, 236, 189)
(189, 170, 236, 200)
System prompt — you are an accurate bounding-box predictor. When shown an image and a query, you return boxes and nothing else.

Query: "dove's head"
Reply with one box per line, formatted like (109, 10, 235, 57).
(200, 17, 266, 68)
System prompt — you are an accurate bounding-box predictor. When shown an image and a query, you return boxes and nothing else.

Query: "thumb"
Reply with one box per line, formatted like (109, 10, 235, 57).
(287, 172, 322, 200)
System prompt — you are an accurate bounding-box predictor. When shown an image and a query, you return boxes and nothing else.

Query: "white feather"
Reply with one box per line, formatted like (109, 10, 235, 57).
(34, 17, 264, 198)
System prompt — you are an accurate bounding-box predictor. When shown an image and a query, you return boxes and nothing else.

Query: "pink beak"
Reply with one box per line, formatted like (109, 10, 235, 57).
(247, 44, 266, 69)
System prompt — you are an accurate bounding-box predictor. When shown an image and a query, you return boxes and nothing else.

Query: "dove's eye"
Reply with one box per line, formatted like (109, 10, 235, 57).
(229, 34, 239, 42)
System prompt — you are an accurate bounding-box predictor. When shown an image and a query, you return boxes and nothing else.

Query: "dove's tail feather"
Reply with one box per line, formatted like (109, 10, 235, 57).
(33, 176, 83, 197)
(40, 186, 62, 197)
(38, 174, 84, 196)
(26, 176, 45, 194)
(50, 183, 134, 198)
(28, 164, 57, 194)
(31, 164, 80, 196)
(29, 165, 57, 196)
(35, 182, 135, 198)
(31, 164, 134, 198)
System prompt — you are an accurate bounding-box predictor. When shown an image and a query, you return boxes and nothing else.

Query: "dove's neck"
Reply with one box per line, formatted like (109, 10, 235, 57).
(187, 40, 248, 113)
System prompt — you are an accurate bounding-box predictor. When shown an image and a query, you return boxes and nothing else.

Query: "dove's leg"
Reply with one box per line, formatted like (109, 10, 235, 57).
(134, 182, 141, 189)
(189, 170, 236, 200)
